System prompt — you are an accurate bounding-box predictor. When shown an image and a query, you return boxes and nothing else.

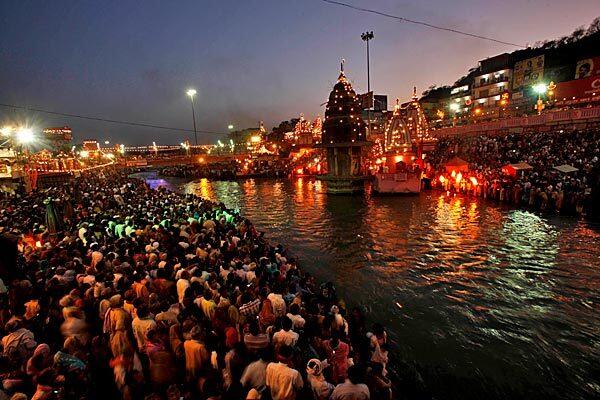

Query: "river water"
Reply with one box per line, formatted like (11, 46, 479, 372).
(138, 171, 600, 400)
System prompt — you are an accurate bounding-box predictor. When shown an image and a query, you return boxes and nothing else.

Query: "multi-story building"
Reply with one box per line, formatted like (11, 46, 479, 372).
(446, 79, 472, 126)
(470, 53, 513, 120)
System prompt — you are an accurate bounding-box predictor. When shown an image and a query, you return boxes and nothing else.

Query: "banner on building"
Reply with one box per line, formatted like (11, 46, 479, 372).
(556, 75, 600, 99)
(358, 92, 374, 109)
(513, 55, 545, 89)
(575, 57, 600, 79)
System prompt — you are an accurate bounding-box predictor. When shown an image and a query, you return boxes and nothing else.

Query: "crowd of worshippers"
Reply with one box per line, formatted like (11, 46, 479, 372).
(158, 159, 290, 180)
(427, 128, 600, 214)
(0, 169, 392, 400)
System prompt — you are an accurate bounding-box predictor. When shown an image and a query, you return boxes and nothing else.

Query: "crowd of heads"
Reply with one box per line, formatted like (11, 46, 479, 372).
(0, 168, 391, 400)
(427, 127, 600, 214)
(159, 159, 290, 180)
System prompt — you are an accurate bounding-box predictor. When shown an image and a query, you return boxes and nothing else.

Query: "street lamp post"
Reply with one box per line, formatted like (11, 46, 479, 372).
(361, 31, 374, 139)
(533, 83, 548, 115)
(186, 89, 198, 148)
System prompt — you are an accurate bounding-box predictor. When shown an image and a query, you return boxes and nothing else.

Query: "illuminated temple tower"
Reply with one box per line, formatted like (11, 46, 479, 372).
(384, 99, 412, 152)
(318, 61, 371, 193)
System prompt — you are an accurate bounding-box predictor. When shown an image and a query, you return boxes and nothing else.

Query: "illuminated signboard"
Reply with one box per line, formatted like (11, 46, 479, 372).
(43, 126, 72, 141)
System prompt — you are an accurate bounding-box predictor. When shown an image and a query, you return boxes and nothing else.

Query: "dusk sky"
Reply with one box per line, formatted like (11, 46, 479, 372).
(1, 0, 599, 145)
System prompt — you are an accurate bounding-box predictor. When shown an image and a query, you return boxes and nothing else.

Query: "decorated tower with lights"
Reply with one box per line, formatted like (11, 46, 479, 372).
(405, 86, 433, 147)
(371, 88, 432, 194)
(317, 60, 371, 193)
(384, 99, 411, 152)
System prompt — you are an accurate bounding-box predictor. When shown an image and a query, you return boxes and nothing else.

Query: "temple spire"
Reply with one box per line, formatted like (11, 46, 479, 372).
(338, 58, 347, 82)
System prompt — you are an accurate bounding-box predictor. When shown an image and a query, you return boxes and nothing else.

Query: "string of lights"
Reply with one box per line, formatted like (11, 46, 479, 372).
(320, 0, 527, 48)
(0, 102, 225, 135)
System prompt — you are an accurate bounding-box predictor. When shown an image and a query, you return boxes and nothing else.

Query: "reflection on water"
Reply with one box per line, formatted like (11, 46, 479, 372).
(136, 172, 600, 400)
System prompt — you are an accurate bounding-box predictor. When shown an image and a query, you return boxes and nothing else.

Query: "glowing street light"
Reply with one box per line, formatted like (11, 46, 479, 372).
(16, 128, 35, 144)
(533, 83, 548, 115)
(533, 83, 548, 95)
(228, 124, 234, 130)
(186, 88, 198, 146)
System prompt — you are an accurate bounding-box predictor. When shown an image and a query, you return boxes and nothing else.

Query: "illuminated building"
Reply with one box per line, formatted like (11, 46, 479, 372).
(43, 126, 72, 150)
(471, 53, 513, 120)
(82, 140, 100, 152)
(317, 60, 371, 193)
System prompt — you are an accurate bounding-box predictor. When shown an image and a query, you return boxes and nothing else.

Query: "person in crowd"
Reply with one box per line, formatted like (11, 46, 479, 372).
(306, 358, 335, 400)
(265, 345, 303, 400)
(272, 317, 299, 350)
(244, 320, 270, 353)
(331, 364, 370, 400)
(366, 362, 392, 400)
(323, 331, 351, 384)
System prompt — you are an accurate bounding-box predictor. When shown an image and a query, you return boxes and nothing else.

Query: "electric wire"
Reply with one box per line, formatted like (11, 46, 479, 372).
(320, 0, 526, 48)
(0, 102, 225, 135)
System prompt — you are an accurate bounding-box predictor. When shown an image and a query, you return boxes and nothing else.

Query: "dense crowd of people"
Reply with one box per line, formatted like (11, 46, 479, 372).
(0, 168, 392, 400)
(159, 160, 289, 180)
(427, 127, 600, 214)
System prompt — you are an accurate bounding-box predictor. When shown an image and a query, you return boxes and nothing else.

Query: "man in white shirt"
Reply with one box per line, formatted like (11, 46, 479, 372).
(268, 291, 286, 317)
(286, 303, 305, 330)
(331, 365, 370, 400)
(265, 346, 303, 400)
(131, 305, 156, 353)
(272, 317, 299, 349)
(240, 348, 272, 391)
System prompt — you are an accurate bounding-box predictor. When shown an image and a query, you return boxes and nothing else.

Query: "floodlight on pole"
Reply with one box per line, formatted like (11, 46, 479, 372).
(16, 128, 35, 144)
(186, 89, 198, 146)
(533, 83, 548, 95)
(361, 30, 374, 138)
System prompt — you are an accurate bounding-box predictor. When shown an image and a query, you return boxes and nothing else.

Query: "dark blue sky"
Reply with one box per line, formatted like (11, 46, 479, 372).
(1, 0, 598, 144)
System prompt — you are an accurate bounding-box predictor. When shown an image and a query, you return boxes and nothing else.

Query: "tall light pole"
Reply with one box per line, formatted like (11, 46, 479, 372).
(361, 31, 374, 138)
(186, 89, 198, 147)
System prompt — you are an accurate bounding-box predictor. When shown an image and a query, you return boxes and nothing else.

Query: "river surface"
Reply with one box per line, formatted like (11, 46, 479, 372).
(137, 171, 600, 400)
